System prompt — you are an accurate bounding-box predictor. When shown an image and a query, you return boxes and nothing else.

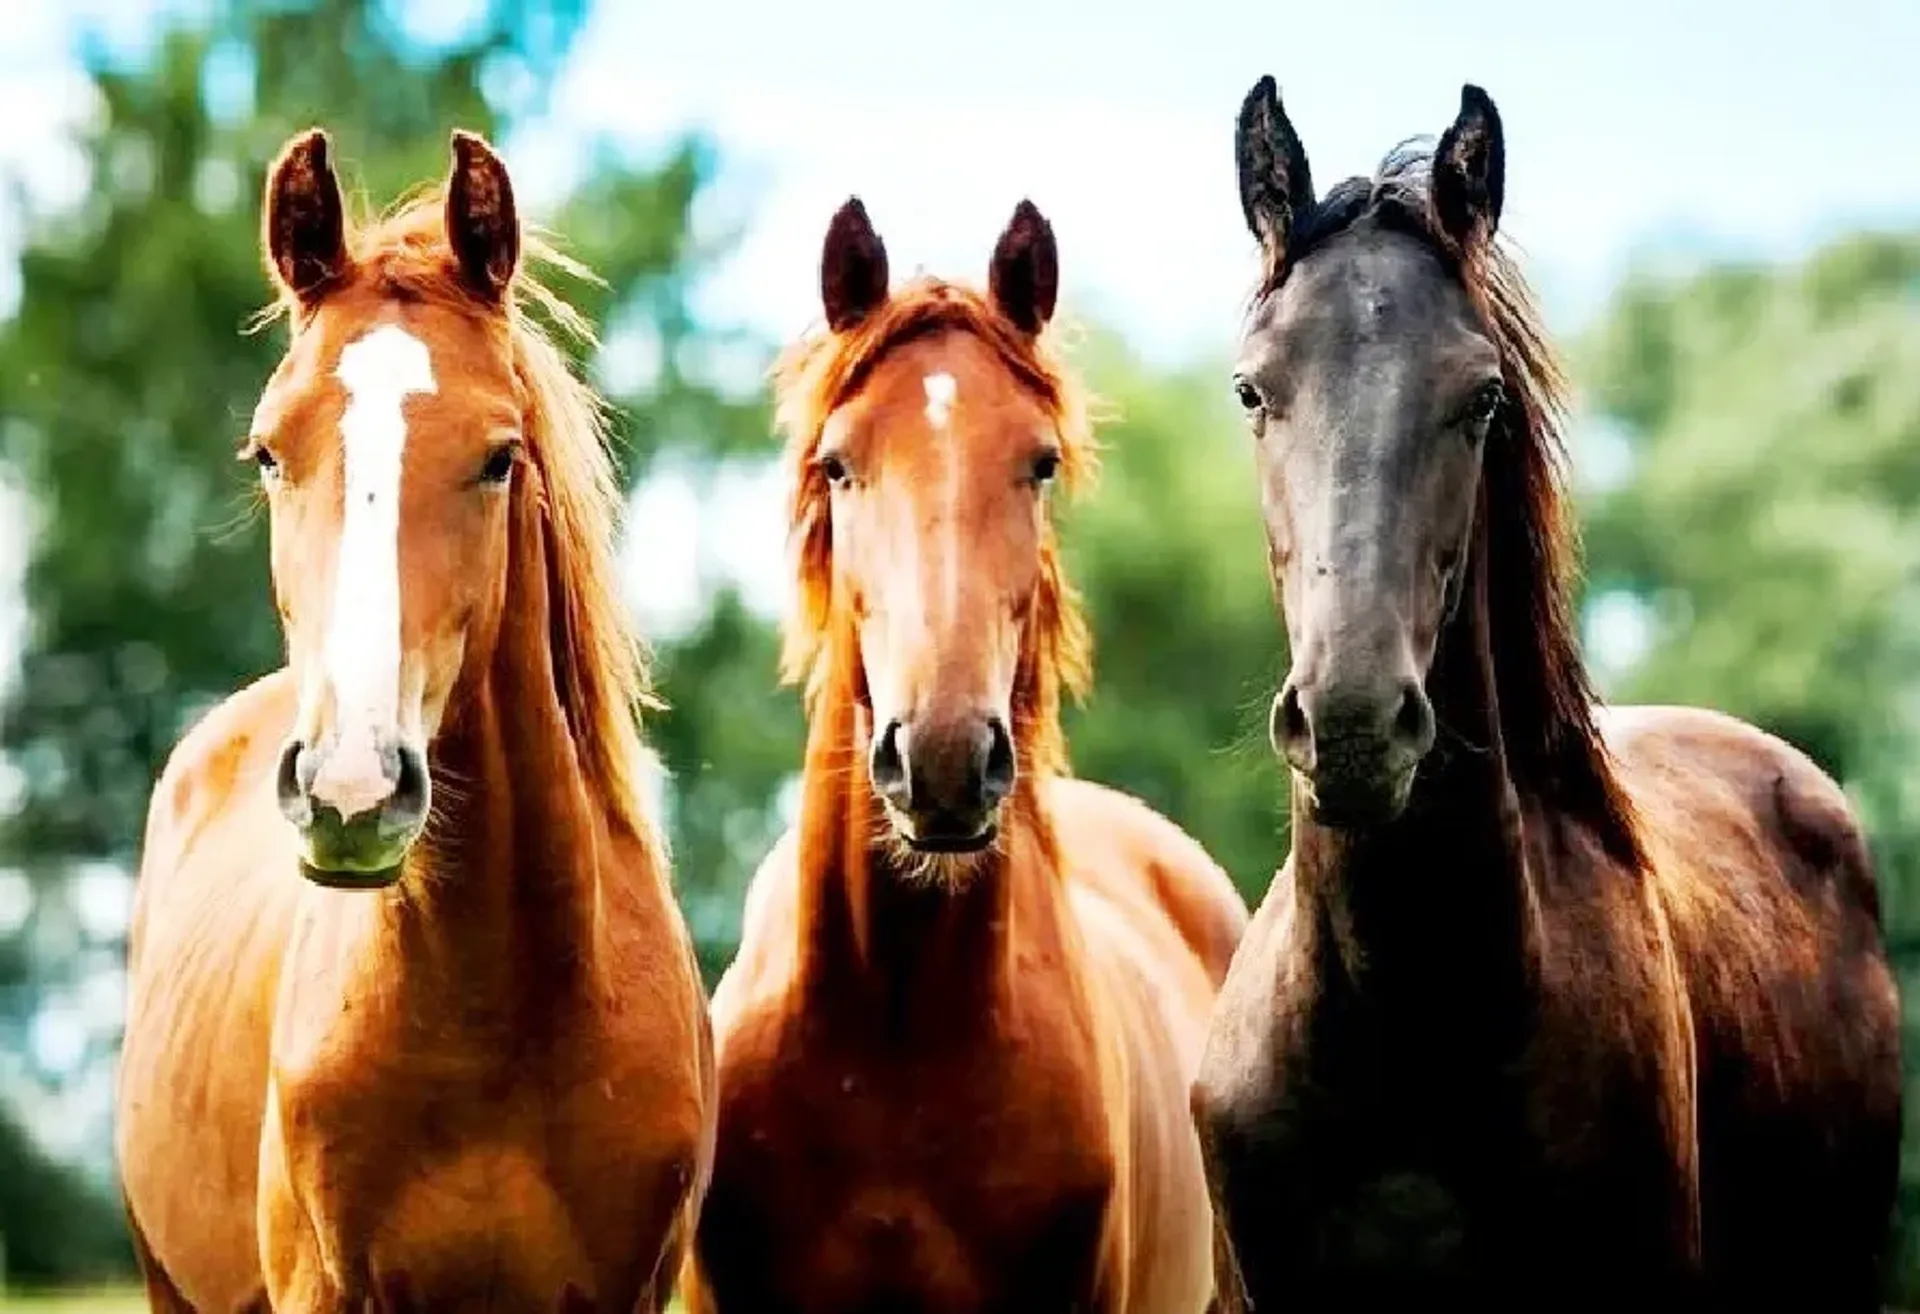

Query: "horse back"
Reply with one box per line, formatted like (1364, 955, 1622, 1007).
(1602, 703, 1902, 1300)
(117, 668, 302, 1312)
(1044, 777, 1251, 985)
(1602, 703, 1896, 1047)
(1049, 778, 1251, 1312)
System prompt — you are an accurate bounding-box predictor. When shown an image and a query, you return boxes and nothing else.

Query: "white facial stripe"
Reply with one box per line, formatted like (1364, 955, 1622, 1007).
(314, 323, 436, 814)
(924, 372, 962, 626)
(923, 372, 956, 428)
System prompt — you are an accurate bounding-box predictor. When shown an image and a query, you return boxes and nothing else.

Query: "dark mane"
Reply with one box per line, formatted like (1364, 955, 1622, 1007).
(770, 276, 1095, 779)
(1263, 145, 1644, 869)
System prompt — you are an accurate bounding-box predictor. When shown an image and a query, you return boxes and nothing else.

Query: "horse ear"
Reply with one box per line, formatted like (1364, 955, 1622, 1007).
(445, 130, 521, 302)
(821, 197, 889, 332)
(988, 199, 1058, 335)
(1432, 84, 1505, 249)
(1236, 75, 1314, 282)
(263, 128, 348, 302)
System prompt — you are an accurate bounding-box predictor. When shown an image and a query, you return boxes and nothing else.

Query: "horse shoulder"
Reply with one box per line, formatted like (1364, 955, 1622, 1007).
(134, 672, 297, 900)
(118, 669, 298, 1314)
(1045, 776, 1250, 985)
(1192, 856, 1305, 1147)
(125, 664, 298, 1027)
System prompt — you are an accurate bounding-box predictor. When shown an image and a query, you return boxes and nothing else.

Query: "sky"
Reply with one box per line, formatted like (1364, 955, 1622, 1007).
(7, 1, 1920, 356)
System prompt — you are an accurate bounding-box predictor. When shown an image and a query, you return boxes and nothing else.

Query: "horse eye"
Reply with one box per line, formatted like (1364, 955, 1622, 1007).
(478, 444, 518, 485)
(1233, 377, 1263, 411)
(1467, 381, 1506, 432)
(1031, 451, 1062, 485)
(818, 453, 850, 487)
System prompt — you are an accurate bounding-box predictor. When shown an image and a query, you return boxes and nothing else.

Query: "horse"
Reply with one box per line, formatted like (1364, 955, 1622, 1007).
(114, 128, 715, 1312)
(679, 197, 1250, 1312)
(1191, 80, 1903, 1313)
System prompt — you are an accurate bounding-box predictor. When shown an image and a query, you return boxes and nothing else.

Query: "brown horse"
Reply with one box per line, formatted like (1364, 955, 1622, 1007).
(114, 129, 714, 1311)
(679, 198, 1249, 1312)
(1191, 78, 1903, 1313)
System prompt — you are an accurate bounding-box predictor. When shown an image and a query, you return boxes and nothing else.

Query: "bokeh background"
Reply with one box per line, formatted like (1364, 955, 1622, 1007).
(1, 0, 1916, 1304)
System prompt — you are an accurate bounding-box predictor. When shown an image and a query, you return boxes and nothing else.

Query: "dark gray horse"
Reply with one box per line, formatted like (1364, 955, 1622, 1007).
(1192, 79, 1901, 1313)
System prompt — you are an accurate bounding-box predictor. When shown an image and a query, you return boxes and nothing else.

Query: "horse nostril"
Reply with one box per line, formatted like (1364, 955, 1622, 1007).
(1391, 681, 1435, 755)
(388, 743, 431, 829)
(275, 739, 315, 827)
(978, 717, 1016, 809)
(1271, 684, 1313, 768)
(869, 718, 912, 810)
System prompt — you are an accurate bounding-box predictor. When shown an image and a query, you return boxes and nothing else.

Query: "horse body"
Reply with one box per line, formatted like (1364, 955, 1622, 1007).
(117, 131, 713, 1312)
(1195, 80, 1899, 1312)
(697, 775, 1235, 1313)
(1198, 701, 1899, 1310)
(684, 200, 1247, 1312)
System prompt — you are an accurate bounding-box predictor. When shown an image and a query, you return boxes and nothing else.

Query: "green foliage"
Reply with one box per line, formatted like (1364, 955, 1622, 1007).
(0, 1111, 130, 1287)
(1061, 326, 1285, 899)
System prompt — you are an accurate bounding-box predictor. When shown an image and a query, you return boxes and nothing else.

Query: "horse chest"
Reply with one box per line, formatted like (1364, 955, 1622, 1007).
(261, 1029, 695, 1311)
(702, 1034, 1116, 1312)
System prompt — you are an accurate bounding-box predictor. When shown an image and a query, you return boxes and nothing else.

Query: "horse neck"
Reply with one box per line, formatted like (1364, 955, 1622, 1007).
(386, 491, 634, 1012)
(794, 659, 1048, 1027)
(1290, 521, 1535, 1015)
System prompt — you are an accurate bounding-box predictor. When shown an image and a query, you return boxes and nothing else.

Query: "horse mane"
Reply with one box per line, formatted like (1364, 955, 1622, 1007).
(1265, 146, 1644, 868)
(770, 278, 1095, 778)
(262, 194, 663, 847)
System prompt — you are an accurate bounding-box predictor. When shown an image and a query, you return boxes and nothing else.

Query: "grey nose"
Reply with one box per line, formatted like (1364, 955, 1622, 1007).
(275, 737, 430, 832)
(1271, 677, 1434, 773)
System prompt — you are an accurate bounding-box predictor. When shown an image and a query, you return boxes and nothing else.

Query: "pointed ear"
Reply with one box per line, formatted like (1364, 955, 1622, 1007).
(1236, 76, 1314, 284)
(263, 128, 348, 302)
(445, 130, 520, 302)
(988, 199, 1058, 335)
(1432, 84, 1505, 249)
(821, 197, 889, 332)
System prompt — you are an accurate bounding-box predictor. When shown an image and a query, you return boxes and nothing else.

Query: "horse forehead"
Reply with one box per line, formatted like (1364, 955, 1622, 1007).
(266, 302, 514, 442)
(868, 333, 1029, 421)
(336, 322, 437, 396)
(1263, 229, 1463, 347)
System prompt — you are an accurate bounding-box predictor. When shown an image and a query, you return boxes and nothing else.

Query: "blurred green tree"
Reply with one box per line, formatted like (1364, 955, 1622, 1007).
(1061, 326, 1283, 899)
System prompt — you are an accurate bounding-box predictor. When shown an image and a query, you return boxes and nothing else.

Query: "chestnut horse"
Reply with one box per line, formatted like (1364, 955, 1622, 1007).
(1192, 79, 1902, 1312)
(115, 130, 714, 1311)
(681, 199, 1249, 1312)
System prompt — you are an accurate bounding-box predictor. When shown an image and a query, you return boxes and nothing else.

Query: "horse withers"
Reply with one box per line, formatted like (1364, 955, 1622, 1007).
(1192, 80, 1901, 1312)
(681, 199, 1250, 1312)
(115, 130, 714, 1311)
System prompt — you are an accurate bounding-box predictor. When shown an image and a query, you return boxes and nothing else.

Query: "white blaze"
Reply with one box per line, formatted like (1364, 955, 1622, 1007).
(923, 372, 956, 428)
(314, 323, 436, 817)
(923, 372, 962, 626)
